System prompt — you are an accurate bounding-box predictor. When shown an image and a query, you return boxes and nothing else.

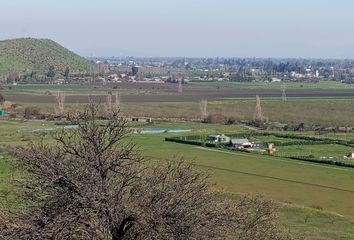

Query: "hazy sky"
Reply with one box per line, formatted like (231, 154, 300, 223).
(1, 0, 354, 58)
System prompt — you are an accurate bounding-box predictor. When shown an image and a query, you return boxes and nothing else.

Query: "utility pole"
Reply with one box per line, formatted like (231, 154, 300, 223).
(178, 78, 183, 93)
(281, 82, 287, 101)
(254, 95, 263, 124)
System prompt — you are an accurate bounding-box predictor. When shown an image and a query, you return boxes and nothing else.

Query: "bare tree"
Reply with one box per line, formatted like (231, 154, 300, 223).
(114, 91, 120, 108)
(0, 104, 296, 240)
(0, 92, 5, 104)
(55, 90, 66, 115)
(254, 95, 264, 124)
(178, 79, 183, 93)
(106, 92, 113, 112)
(199, 99, 208, 121)
(106, 92, 121, 114)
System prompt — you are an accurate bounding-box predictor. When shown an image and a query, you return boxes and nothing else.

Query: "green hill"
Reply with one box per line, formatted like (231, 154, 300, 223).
(0, 38, 91, 77)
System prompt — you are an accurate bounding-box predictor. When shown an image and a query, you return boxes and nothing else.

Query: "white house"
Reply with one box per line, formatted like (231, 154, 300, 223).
(208, 134, 230, 143)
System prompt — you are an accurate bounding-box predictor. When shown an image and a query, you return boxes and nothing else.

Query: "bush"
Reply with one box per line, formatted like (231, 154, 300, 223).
(0, 93, 5, 104)
(24, 106, 41, 119)
(8, 113, 16, 119)
(225, 116, 238, 125)
(205, 113, 226, 124)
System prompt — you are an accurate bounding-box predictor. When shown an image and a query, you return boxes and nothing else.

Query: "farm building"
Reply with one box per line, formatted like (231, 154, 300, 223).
(252, 141, 265, 149)
(0, 109, 6, 117)
(346, 152, 354, 160)
(127, 117, 152, 123)
(230, 138, 252, 149)
(53, 79, 65, 85)
(208, 134, 230, 143)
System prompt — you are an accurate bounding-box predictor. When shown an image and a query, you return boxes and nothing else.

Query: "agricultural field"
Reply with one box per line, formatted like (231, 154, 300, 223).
(2, 120, 354, 239)
(277, 144, 353, 160)
(2, 83, 354, 239)
(190, 80, 354, 90)
(3, 83, 354, 127)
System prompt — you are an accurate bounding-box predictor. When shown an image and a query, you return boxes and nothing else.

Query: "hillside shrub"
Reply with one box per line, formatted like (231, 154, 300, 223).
(205, 114, 226, 124)
(24, 107, 41, 119)
(0, 93, 5, 104)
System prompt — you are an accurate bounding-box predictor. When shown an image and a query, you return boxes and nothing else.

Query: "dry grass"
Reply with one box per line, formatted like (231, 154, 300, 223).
(120, 99, 354, 127)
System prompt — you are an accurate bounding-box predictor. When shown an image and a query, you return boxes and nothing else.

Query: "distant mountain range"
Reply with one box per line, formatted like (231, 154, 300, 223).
(0, 38, 92, 77)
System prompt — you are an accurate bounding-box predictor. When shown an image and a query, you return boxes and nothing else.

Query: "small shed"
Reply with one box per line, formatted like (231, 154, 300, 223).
(128, 117, 152, 123)
(0, 109, 6, 117)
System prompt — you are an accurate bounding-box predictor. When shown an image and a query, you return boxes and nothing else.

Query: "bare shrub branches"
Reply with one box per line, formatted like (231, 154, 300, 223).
(55, 90, 66, 115)
(115, 91, 120, 108)
(199, 99, 208, 121)
(254, 95, 264, 125)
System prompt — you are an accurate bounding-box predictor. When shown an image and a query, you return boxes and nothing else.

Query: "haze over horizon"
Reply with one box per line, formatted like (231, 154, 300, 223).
(1, 0, 354, 58)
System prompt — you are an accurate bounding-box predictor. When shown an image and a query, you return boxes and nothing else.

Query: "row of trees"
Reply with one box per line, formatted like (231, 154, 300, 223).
(0, 66, 71, 84)
(0, 104, 296, 239)
(199, 96, 265, 126)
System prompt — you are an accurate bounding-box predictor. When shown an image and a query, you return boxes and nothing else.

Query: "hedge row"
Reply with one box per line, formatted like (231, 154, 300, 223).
(228, 132, 354, 147)
(165, 137, 217, 148)
(271, 140, 326, 146)
(290, 156, 354, 169)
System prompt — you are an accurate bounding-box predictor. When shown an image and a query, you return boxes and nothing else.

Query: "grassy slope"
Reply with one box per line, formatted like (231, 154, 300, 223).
(0, 38, 91, 76)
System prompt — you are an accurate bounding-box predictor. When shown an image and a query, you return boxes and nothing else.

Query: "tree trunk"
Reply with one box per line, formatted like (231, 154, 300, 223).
(112, 216, 136, 240)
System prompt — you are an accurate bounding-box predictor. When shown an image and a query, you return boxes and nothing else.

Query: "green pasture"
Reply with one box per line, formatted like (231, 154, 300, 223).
(2, 120, 354, 239)
(277, 144, 354, 160)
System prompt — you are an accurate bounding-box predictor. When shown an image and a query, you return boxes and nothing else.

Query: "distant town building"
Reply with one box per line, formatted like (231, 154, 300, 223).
(132, 65, 139, 76)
